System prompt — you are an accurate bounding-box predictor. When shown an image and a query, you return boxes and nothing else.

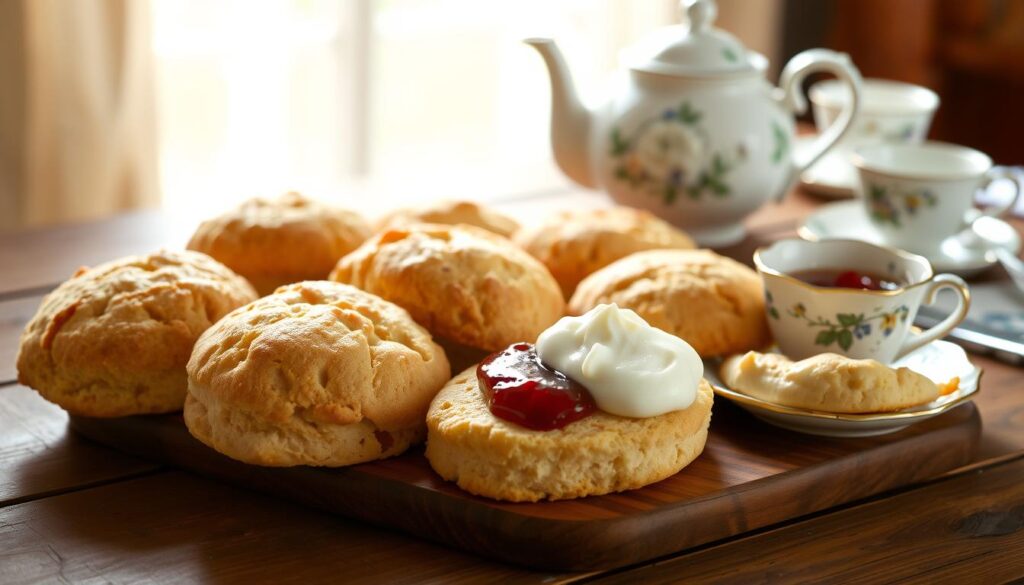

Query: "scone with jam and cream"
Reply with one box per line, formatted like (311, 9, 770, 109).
(425, 304, 713, 502)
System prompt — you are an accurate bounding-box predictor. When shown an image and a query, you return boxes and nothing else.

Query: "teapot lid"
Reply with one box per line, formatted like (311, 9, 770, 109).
(625, 0, 763, 76)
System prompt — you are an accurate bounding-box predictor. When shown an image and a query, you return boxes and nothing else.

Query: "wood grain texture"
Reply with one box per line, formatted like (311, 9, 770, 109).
(0, 211, 189, 295)
(0, 295, 40, 384)
(970, 354, 1024, 460)
(0, 385, 159, 507)
(593, 454, 1024, 585)
(70, 399, 981, 571)
(0, 471, 586, 585)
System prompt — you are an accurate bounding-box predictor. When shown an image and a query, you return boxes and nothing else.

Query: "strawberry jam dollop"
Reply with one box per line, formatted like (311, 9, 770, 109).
(477, 342, 596, 431)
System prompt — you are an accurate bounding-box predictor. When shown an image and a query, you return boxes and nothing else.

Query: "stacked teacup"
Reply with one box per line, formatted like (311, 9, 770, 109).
(806, 77, 1021, 270)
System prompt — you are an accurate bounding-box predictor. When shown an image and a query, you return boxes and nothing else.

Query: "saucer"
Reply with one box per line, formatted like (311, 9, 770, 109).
(706, 340, 981, 437)
(798, 200, 1023, 277)
(798, 137, 856, 198)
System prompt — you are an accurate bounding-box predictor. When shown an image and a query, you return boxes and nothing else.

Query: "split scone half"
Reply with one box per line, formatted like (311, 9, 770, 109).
(425, 368, 714, 502)
(185, 281, 450, 466)
(720, 351, 941, 413)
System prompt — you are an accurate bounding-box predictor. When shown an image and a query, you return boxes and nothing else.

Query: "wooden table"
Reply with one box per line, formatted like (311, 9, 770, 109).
(2, 187, 1024, 584)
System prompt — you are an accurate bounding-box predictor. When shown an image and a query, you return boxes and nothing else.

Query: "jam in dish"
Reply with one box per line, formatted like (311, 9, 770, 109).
(477, 343, 596, 431)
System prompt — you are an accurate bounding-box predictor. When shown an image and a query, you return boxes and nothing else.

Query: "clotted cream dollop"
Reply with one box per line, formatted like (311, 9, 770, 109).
(535, 303, 703, 418)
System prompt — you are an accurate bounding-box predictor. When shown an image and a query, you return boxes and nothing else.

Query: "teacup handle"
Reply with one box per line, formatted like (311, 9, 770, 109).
(973, 166, 1021, 221)
(777, 49, 863, 198)
(895, 274, 971, 360)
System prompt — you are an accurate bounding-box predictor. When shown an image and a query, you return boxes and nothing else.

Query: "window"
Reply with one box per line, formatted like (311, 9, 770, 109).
(152, 0, 676, 214)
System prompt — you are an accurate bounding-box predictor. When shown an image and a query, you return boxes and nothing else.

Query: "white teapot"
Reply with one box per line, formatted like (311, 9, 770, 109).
(526, 0, 862, 246)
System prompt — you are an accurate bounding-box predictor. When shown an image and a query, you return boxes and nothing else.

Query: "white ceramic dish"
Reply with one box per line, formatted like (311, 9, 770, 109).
(706, 339, 981, 437)
(798, 200, 1023, 277)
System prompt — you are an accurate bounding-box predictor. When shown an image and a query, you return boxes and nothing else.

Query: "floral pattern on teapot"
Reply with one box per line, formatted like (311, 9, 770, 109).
(525, 0, 862, 247)
(608, 101, 791, 205)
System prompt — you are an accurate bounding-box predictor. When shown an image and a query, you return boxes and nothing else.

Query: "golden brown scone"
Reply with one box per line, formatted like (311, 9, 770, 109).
(376, 200, 519, 238)
(187, 191, 372, 295)
(185, 280, 450, 467)
(16, 250, 258, 417)
(569, 249, 769, 358)
(720, 351, 940, 413)
(515, 207, 696, 296)
(426, 368, 713, 502)
(330, 223, 564, 352)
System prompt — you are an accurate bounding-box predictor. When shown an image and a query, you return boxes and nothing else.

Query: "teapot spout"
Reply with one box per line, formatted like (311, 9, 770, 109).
(524, 38, 596, 188)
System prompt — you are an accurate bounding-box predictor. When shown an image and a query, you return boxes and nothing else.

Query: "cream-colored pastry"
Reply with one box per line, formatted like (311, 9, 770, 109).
(376, 200, 519, 238)
(330, 223, 564, 352)
(425, 368, 713, 502)
(720, 351, 940, 413)
(16, 250, 258, 417)
(187, 191, 372, 295)
(184, 280, 450, 467)
(569, 249, 769, 358)
(515, 206, 696, 296)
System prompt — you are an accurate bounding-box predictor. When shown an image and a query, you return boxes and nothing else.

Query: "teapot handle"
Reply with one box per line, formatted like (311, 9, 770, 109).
(777, 49, 863, 196)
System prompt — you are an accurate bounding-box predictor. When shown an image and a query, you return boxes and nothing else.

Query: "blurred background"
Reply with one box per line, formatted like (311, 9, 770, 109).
(1, 0, 1021, 231)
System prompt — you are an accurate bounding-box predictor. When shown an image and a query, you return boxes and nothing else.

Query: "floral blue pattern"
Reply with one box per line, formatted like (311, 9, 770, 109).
(784, 303, 910, 351)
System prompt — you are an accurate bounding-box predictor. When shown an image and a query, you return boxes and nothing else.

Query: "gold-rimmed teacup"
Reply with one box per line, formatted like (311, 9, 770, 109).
(755, 239, 969, 363)
(852, 141, 1021, 255)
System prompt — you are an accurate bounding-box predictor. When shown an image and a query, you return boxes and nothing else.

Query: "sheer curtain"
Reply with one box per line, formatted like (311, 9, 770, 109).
(0, 0, 158, 230)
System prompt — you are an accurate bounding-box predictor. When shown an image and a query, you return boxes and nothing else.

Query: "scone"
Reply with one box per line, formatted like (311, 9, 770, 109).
(330, 223, 564, 353)
(516, 206, 696, 296)
(569, 249, 769, 358)
(184, 280, 450, 467)
(16, 250, 258, 417)
(720, 351, 940, 413)
(376, 200, 519, 238)
(187, 191, 372, 295)
(425, 368, 714, 502)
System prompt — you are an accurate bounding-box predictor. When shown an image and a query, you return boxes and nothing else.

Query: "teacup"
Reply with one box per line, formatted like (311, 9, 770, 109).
(755, 239, 969, 363)
(811, 78, 939, 154)
(852, 141, 1021, 255)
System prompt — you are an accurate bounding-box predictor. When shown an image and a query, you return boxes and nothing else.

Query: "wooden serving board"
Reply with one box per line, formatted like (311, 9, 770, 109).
(70, 400, 981, 571)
